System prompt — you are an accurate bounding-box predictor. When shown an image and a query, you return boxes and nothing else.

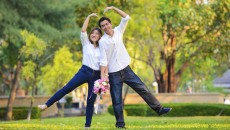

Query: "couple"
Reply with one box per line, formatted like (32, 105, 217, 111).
(38, 6, 171, 129)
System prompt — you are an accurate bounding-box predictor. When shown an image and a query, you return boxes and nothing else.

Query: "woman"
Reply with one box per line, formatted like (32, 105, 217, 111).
(38, 13, 102, 129)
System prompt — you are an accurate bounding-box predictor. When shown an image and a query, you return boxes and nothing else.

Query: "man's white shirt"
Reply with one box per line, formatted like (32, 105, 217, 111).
(99, 15, 131, 73)
(80, 32, 100, 71)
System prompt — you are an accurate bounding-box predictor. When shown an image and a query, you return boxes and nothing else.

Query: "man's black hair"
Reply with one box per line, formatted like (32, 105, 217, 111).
(98, 17, 111, 28)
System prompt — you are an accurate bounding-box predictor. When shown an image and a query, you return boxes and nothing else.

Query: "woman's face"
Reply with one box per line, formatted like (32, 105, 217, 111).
(90, 30, 101, 43)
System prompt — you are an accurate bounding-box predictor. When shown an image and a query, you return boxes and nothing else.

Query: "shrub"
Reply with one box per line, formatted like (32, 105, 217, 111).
(0, 107, 41, 120)
(108, 103, 230, 116)
(125, 105, 147, 116)
(64, 96, 73, 108)
(108, 105, 114, 115)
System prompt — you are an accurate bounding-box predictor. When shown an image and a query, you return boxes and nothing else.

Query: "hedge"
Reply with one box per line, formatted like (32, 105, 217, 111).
(108, 103, 230, 116)
(0, 107, 41, 120)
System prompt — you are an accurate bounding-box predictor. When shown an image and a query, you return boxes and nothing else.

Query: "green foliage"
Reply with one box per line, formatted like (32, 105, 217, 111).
(126, 0, 162, 67)
(74, 0, 230, 93)
(22, 61, 37, 79)
(178, 57, 219, 92)
(108, 103, 230, 116)
(1, 0, 229, 95)
(125, 105, 147, 116)
(0, 107, 41, 120)
(20, 30, 47, 98)
(20, 30, 47, 59)
(64, 96, 73, 108)
(75, 0, 106, 30)
(0, 0, 80, 95)
(41, 46, 81, 94)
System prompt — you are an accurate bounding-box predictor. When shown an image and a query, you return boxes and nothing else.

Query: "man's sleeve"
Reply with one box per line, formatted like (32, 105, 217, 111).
(99, 40, 108, 66)
(116, 15, 131, 34)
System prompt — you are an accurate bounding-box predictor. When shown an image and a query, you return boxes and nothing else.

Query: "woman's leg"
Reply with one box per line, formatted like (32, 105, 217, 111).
(85, 73, 100, 127)
(45, 67, 90, 107)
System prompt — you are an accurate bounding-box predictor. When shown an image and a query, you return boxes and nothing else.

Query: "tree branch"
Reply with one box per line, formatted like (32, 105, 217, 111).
(176, 24, 225, 52)
(176, 46, 203, 77)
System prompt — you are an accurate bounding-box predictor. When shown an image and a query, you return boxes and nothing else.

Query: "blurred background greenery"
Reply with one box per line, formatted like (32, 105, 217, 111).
(0, 0, 229, 121)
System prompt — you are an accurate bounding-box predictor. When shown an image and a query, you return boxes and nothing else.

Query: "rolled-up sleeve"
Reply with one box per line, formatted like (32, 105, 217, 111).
(117, 15, 131, 34)
(80, 32, 89, 46)
(99, 40, 108, 66)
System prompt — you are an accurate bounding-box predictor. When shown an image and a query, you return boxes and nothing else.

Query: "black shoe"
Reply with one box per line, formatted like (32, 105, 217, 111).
(158, 108, 172, 116)
(116, 126, 126, 129)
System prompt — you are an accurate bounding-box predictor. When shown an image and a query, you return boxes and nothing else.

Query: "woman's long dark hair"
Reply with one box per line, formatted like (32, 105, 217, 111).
(88, 27, 102, 47)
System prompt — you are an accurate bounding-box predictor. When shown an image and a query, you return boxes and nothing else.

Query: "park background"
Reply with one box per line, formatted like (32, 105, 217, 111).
(0, 0, 230, 129)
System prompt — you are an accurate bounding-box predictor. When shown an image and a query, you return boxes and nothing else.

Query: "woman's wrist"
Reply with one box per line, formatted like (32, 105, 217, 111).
(101, 73, 109, 78)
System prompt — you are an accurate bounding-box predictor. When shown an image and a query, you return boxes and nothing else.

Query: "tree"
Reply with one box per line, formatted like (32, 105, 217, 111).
(0, 0, 79, 120)
(158, 0, 229, 92)
(41, 46, 80, 94)
(74, 0, 230, 94)
(127, 0, 230, 93)
(4, 61, 21, 121)
(20, 30, 47, 120)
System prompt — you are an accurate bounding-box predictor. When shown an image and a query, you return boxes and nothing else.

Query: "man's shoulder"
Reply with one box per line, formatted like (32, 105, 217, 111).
(99, 36, 106, 45)
(100, 35, 107, 41)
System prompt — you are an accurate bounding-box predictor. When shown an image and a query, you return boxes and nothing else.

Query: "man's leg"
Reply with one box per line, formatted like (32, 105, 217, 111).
(123, 66, 162, 113)
(109, 72, 125, 127)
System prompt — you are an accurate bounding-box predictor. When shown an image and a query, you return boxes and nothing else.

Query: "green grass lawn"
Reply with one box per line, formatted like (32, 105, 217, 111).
(0, 113, 230, 130)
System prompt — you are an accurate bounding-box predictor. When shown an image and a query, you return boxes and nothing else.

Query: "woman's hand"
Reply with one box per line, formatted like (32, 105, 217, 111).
(103, 74, 109, 82)
(88, 13, 98, 18)
(82, 13, 98, 32)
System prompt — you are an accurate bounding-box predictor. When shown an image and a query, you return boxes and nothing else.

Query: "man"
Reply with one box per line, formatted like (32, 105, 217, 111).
(98, 6, 172, 128)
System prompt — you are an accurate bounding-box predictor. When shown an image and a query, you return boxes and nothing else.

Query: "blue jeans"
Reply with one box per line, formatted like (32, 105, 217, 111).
(45, 65, 100, 127)
(109, 66, 162, 127)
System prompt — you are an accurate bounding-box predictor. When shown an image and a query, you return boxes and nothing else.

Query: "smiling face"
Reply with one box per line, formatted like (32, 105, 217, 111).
(89, 30, 101, 43)
(100, 20, 113, 36)
(89, 28, 102, 47)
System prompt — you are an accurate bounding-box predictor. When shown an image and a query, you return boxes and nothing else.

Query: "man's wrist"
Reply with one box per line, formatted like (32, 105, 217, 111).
(112, 6, 115, 10)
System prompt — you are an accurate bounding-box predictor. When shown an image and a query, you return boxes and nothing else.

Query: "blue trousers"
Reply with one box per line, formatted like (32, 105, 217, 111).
(45, 65, 100, 127)
(109, 66, 162, 127)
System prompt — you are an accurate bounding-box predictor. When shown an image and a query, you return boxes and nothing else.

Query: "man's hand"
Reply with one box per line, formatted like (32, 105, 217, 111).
(103, 6, 114, 14)
(103, 6, 127, 18)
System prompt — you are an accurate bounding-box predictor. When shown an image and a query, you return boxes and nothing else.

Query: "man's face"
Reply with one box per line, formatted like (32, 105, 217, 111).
(100, 20, 113, 35)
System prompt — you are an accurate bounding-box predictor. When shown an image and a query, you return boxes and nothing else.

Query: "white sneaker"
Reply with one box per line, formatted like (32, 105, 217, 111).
(85, 127, 90, 130)
(38, 104, 47, 110)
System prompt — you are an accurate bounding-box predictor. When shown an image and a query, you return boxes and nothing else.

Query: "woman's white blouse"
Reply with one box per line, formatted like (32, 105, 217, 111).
(80, 32, 100, 71)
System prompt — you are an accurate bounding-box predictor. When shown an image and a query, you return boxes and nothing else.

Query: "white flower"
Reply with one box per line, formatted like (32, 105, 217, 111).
(94, 81, 100, 87)
(214, 49, 219, 54)
(102, 81, 107, 86)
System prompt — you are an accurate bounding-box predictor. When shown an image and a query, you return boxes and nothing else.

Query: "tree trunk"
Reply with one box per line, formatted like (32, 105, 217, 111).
(5, 61, 21, 121)
(27, 60, 38, 121)
(158, 31, 178, 93)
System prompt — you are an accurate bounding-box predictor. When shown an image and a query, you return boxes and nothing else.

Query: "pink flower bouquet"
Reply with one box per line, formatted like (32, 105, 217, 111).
(93, 78, 110, 96)
(93, 78, 110, 114)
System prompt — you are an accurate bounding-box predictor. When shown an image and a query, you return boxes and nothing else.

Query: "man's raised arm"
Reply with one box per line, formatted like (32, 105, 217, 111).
(103, 6, 127, 18)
